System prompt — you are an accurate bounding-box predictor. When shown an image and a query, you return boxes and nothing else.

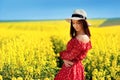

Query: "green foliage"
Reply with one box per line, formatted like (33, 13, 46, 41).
(50, 36, 65, 54)
(50, 36, 65, 68)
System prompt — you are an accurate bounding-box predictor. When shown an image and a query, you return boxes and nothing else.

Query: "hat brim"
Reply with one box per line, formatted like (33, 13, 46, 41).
(65, 17, 91, 26)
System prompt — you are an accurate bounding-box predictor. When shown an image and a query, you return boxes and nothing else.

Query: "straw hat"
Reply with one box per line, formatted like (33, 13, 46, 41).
(66, 9, 91, 25)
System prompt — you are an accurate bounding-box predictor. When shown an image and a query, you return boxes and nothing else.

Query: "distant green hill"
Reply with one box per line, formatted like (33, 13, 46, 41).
(0, 18, 120, 27)
(99, 18, 120, 27)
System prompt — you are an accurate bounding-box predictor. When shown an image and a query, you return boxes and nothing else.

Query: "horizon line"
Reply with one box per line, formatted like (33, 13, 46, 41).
(0, 17, 120, 22)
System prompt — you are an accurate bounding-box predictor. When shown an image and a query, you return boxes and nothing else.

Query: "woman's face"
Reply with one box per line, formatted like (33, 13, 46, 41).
(72, 20, 83, 32)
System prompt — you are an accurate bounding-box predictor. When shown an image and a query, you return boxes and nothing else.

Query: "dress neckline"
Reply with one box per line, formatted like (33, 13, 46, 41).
(74, 37, 90, 44)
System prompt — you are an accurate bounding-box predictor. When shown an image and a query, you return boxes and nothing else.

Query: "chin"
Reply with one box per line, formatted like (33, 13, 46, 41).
(76, 30, 80, 32)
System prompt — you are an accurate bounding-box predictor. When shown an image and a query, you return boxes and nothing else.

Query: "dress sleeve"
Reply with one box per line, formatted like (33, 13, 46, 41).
(76, 41, 92, 60)
(60, 39, 81, 60)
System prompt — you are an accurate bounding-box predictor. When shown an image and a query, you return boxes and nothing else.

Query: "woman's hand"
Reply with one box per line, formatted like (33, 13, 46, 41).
(63, 60, 74, 67)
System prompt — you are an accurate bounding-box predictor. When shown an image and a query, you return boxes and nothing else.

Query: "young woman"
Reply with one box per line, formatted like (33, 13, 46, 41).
(54, 9, 92, 80)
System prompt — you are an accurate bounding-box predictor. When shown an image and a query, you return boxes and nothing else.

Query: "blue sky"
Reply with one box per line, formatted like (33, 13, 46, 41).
(0, 0, 120, 20)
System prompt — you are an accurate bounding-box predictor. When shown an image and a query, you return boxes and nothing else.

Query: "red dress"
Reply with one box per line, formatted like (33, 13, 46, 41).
(54, 38, 92, 80)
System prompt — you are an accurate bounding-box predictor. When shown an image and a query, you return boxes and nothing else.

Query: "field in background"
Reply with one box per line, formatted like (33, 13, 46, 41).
(0, 19, 120, 80)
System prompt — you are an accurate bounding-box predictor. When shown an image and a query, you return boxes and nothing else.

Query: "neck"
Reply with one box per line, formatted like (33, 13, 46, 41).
(76, 30, 85, 36)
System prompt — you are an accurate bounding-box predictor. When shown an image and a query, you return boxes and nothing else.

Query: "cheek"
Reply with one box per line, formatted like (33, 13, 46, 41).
(73, 26, 81, 31)
(76, 25, 82, 29)
(78, 25, 83, 29)
(73, 26, 77, 30)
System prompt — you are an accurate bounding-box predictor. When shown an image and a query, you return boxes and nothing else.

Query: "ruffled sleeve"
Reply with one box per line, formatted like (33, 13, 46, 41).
(76, 41, 92, 60)
(60, 38, 82, 60)
(60, 38, 92, 61)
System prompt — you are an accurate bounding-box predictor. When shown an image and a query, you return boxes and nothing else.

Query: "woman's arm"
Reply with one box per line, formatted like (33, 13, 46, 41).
(60, 46, 80, 60)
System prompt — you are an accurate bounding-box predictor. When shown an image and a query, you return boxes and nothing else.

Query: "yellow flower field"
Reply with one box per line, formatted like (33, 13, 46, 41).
(0, 19, 120, 80)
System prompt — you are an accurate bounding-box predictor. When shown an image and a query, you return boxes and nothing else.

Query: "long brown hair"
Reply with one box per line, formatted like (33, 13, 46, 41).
(70, 20, 91, 38)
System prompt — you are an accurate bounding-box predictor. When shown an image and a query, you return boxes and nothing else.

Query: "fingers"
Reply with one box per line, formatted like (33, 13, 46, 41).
(63, 60, 74, 65)
(64, 63, 71, 67)
(63, 60, 74, 67)
(68, 61, 74, 65)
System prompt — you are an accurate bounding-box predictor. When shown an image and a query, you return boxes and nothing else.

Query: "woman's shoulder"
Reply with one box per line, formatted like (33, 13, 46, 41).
(76, 35, 90, 43)
(67, 35, 90, 45)
(76, 35, 92, 50)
